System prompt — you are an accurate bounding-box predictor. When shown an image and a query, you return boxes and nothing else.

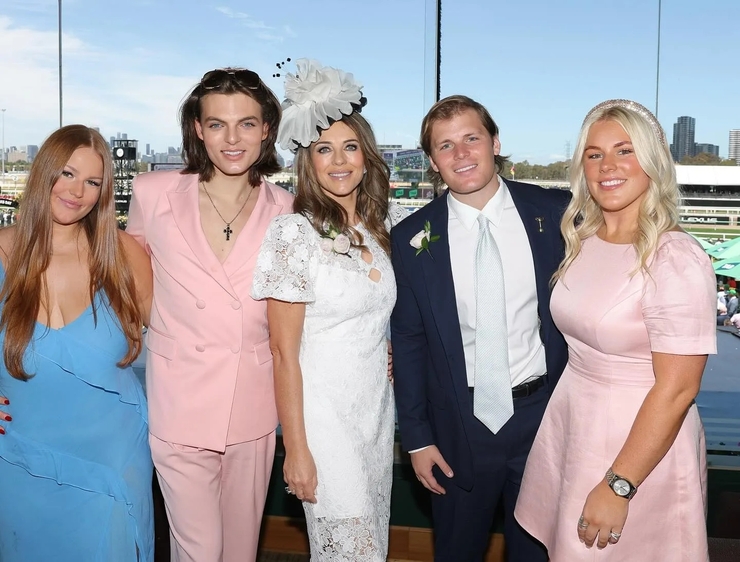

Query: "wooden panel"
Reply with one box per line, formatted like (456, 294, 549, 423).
(259, 516, 505, 562)
(260, 516, 309, 554)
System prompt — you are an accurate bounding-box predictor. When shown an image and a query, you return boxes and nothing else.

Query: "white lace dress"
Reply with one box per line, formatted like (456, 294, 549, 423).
(252, 204, 408, 561)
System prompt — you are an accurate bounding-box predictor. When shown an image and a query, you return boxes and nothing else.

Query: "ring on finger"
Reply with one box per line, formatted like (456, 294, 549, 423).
(284, 486, 295, 495)
(577, 515, 589, 529)
(609, 531, 621, 542)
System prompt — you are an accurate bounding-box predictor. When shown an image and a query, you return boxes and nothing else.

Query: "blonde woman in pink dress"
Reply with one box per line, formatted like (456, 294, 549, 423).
(514, 99, 716, 561)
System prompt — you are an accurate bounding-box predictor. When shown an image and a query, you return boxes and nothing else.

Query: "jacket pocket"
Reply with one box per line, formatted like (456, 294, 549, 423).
(254, 339, 273, 365)
(145, 327, 177, 361)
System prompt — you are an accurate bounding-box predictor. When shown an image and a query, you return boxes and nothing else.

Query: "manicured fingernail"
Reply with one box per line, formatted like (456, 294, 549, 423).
(3, 415, 11, 422)
(2, 399, 8, 405)
(0, 427, 5, 435)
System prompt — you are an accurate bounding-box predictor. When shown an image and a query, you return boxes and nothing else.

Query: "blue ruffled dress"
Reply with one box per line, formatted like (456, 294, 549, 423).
(0, 267, 154, 561)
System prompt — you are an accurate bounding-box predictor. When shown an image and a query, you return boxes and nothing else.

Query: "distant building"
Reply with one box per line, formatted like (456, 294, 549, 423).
(7, 150, 26, 163)
(670, 116, 696, 162)
(7, 145, 40, 163)
(695, 143, 719, 157)
(381, 148, 430, 183)
(730, 129, 740, 165)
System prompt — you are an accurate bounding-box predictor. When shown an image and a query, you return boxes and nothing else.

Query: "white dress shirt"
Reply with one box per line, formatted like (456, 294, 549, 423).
(447, 178, 546, 388)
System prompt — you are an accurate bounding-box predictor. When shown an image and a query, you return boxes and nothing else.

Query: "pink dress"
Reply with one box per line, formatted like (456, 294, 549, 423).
(514, 231, 716, 561)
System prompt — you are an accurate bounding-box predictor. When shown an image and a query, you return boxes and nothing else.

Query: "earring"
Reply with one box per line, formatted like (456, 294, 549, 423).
(363, 167, 367, 175)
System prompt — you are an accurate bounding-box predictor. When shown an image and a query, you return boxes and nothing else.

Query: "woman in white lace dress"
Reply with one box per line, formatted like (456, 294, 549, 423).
(252, 60, 408, 561)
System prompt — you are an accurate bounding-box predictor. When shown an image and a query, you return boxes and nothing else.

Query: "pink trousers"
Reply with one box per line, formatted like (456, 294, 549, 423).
(150, 431, 276, 562)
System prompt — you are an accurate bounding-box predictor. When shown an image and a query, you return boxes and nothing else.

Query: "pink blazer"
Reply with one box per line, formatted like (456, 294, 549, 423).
(127, 170, 293, 452)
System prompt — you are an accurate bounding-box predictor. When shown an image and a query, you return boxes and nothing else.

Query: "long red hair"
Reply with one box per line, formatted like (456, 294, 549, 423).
(0, 125, 143, 380)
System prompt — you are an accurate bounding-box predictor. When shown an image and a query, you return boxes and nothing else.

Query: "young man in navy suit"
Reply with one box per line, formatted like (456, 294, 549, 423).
(390, 95, 570, 561)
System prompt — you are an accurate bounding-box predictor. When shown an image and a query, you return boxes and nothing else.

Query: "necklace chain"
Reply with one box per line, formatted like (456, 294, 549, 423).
(200, 182, 255, 241)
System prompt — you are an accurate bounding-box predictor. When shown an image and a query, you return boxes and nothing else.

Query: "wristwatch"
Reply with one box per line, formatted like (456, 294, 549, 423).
(605, 467, 637, 500)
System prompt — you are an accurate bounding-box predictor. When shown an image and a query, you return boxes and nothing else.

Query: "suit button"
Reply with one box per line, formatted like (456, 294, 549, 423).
(195, 344, 205, 352)
(231, 300, 241, 310)
(230, 345, 240, 354)
(196, 300, 206, 309)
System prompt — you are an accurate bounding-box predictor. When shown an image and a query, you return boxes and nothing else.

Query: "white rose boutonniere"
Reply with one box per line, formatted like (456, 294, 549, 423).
(319, 237, 334, 253)
(409, 221, 440, 257)
(333, 233, 351, 254)
(409, 231, 426, 250)
(321, 224, 351, 256)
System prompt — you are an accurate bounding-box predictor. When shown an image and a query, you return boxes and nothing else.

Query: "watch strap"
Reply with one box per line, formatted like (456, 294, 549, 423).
(605, 467, 637, 500)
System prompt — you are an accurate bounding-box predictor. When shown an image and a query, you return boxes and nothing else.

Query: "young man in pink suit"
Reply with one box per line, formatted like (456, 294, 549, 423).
(126, 68, 293, 562)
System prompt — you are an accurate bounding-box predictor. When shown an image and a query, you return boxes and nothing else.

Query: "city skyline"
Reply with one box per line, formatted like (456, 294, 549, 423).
(1, 0, 739, 164)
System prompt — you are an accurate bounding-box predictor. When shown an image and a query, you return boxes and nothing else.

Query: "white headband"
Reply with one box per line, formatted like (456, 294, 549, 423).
(583, 99, 666, 145)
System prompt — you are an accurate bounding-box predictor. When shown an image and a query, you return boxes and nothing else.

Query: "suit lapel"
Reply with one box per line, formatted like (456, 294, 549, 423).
(507, 182, 556, 318)
(223, 180, 284, 273)
(167, 175, 237, 298)
(419, 193, 467, 369)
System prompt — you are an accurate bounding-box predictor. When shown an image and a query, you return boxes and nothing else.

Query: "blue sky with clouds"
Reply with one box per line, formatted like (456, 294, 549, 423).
(1, 0, 739, 163)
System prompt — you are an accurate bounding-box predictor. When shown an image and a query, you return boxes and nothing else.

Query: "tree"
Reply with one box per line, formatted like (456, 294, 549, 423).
(679, 153, 737, 166)
(501, 159, 570, 181)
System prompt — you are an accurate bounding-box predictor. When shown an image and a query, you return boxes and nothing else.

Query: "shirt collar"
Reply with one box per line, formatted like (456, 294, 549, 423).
(447, 176, 514, 230)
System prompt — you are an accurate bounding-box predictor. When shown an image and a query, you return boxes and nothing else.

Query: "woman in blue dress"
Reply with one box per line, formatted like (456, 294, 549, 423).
(0, 125, 154, 561)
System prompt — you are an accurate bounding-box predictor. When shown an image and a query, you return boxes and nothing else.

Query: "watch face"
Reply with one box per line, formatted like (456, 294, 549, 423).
(613, 479, 631, 496)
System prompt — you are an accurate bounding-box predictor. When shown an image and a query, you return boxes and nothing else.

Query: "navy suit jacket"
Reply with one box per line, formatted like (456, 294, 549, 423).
(390, 180, 571, 491)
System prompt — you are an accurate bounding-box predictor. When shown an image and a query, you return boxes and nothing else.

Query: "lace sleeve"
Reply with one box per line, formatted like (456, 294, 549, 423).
(252, 214, 317, 303)
(385, 202, 411, 230)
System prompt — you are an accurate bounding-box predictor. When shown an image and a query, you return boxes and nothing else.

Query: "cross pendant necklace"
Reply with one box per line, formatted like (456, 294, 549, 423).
(200, 182, 255, 241)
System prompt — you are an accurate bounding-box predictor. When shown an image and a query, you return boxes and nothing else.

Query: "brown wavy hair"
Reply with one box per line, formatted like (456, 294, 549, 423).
(294, 112, 392, 255)
(180, 67, 282, 187)
(0, 125, 143, 380)
(420, 95, 509, 190)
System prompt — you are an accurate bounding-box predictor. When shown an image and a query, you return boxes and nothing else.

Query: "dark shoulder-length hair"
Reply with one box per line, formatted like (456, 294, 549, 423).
(180, 67, 282, 187)
(0, 125, 143, 380)
(294, 111, 392, 255)
(420, 94, 509, 190)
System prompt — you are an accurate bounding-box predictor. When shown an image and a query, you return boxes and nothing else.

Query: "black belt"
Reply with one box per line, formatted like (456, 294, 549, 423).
(469, 374, 548, 400)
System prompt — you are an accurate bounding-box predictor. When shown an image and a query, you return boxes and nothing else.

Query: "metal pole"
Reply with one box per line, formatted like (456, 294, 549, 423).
(58, 0, 63, 128)
(435, 0, 441, 102)
(655, 0, 662, 119)
(1, 109, 5, 189)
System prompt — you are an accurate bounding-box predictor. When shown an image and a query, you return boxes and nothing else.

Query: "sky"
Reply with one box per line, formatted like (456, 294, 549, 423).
(1, 0, 739, 164)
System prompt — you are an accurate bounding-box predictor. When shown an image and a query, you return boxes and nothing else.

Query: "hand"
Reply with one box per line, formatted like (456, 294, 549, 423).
(283, 446, 318, 503)
(409, 445, 454, 495)
(0, 396, 9, 435)
(578, 480, 629, 549)
(387, 339, 393, 385)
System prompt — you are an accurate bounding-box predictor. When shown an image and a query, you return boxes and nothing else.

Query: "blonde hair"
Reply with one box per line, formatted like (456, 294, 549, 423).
(554, 104, 679, 283)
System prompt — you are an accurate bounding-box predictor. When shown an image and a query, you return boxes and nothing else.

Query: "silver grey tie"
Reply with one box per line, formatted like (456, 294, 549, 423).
(474, 214, 513, 433)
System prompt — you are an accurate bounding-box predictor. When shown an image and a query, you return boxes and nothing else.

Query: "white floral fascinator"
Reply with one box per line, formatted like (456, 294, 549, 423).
(277, 59, 366, 152)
